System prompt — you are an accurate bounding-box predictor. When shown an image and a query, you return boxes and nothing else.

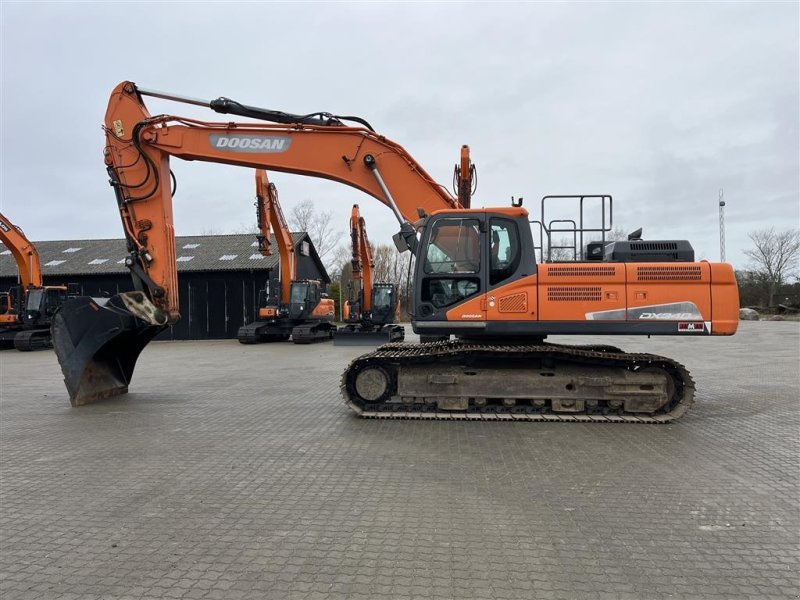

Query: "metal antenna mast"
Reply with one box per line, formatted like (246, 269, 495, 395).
(718, 189, 726, 262)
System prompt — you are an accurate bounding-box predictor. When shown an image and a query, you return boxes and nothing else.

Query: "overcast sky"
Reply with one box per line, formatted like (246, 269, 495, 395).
(2, 1, 798, 270)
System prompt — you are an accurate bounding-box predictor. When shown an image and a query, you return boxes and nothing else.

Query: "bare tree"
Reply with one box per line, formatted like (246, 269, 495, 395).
(328, 243, 352, 281)
(287, 199, 342, 268)
(743, 227, 800, 306)
(230, 221, 260, 235)
(372, 244, 395, 283)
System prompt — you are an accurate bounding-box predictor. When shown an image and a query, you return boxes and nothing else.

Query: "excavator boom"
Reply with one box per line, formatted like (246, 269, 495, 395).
(0, 212, 42, 290)
(54, 81, 460, 404)
(254, 169, 295, 306)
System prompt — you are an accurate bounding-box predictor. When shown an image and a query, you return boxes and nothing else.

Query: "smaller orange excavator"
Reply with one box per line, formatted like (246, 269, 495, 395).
(0, 212, 71, 350)
(237, 170, 336, 344)
(334, 204, 405, 345)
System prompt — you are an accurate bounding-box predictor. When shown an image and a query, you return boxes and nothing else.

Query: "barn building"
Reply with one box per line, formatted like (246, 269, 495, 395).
(0, 233, 330, 340)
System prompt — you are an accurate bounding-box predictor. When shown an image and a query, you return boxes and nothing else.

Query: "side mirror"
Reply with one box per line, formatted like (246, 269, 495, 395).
(392, 231, 410, 253)
(393, 221, 418, 254)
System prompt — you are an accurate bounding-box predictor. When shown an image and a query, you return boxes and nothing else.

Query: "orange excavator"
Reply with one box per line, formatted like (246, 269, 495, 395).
(0, 212, 71, 350)
(52, 81, 739, 423)
(237, 169, 336, 344)
(334, 204, 405, 345)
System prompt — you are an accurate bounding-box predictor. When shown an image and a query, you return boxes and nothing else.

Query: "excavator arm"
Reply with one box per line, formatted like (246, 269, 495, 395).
(254, 169, 295, 306)
(53, 81, 462, 405)
(0, 212, 43, 290)
(348, 204, 374, 314)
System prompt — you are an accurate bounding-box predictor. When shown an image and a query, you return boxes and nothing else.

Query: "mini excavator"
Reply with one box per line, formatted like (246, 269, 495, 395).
(334, 204, 405, 345)
(236, 170, 336, 344)
(0, 212, 71, 351)
(52, 82, 739, 422)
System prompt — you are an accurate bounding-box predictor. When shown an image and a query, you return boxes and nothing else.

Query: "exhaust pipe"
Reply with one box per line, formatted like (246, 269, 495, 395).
(51, 291, 169, 407)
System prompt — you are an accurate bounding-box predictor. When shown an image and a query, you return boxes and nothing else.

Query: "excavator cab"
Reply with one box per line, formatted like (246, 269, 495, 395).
(287, 281, 320, 321)
(369, 283, 398, 326)
(21, 286, 68, 326)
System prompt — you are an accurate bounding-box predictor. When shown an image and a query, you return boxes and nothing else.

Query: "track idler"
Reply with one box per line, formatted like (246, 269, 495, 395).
(51, 292, 168, 407)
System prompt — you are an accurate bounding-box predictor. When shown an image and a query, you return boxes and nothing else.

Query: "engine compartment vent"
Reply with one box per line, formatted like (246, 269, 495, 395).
(498, 293, 527, 313)
(546, 266, 617, 277)
(547, 286, 602, 302)
(636, 266, 703, 281)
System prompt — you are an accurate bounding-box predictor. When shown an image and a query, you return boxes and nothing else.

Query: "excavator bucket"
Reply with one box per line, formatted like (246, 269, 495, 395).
(333, 325, 405, 346)
(51, 292, 168, 407)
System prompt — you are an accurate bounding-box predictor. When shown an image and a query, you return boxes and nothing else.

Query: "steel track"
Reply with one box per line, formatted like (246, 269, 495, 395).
(340, 340, 695, 424)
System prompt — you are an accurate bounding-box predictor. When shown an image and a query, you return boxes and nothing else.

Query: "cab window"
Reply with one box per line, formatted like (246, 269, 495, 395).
(290, 283, 308, 304)
(489, 218, 520, 286)
(424, 218, 480, 274)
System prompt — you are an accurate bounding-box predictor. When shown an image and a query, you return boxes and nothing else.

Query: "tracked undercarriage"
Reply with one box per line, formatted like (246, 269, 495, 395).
(341, 340, 694, 423)
(13, 329, 52, 351)
(291, 322, 337, 344)
(237, 321, 336, 344)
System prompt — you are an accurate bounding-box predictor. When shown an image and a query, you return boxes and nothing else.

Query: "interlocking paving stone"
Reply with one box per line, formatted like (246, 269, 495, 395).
(1, 322, 798, 599)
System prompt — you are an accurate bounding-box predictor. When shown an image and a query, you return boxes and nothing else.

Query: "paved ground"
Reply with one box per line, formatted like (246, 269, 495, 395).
(1, 322, 798, 600)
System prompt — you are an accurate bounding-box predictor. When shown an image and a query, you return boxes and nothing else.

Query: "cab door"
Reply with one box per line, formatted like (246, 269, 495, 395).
(414, 213, 486, 326)
(481, 216, 539, 324)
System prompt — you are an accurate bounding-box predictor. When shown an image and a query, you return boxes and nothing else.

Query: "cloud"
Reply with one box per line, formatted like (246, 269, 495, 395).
(1, 2, 797, 269)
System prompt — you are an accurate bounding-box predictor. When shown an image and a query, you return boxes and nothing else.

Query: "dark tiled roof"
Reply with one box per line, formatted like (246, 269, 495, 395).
(0, 233, 312, 277)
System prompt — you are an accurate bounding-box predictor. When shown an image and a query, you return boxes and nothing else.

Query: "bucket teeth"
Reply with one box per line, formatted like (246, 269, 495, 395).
(51, 293, 167, 407)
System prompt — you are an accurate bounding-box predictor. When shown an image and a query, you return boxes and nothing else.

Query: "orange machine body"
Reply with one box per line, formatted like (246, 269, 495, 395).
(445, 261, 738, 336)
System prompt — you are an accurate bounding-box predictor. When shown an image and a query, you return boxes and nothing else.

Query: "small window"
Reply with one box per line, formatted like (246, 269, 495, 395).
(176, 256, 194, 262)
(182, 243, 200, 249)
(290, 283, 308, 304)
(249, 253, 265, 260)
(373, 287, 393, 311)
(88, 258, 109, 265)
(490, 219, 521, 285)
(219, 254, 238, 261)
(300, 241, 310, 256)
(62, 247, 82, 253)
(44, 260, 66, 267)
(0, 250, 11, 256)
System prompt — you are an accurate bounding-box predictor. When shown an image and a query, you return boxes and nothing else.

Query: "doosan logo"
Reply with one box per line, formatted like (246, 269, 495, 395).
(210, 134, 292, 153)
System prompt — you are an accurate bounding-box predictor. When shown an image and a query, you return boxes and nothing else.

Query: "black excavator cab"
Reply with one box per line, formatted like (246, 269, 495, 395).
(287, 281, 321, 321)
(21, 287, 68, 328)
(369, 283, 399, 327)
(333, 282, 405, 346)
